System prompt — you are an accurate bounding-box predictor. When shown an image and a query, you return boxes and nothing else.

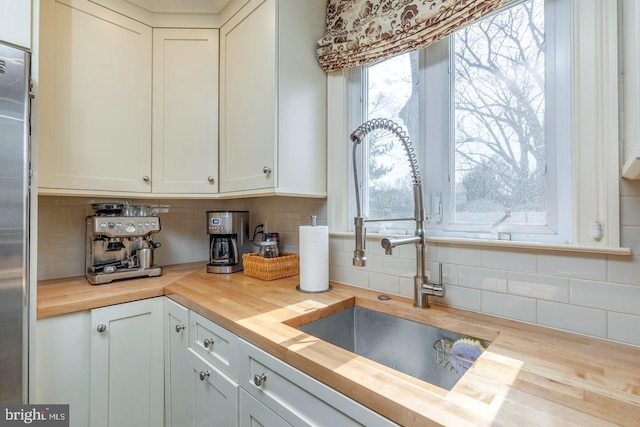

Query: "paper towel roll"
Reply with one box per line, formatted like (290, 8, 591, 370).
(298, 225, 329, 292)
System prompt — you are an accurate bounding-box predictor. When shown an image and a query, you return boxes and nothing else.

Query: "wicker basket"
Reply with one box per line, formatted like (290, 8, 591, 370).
(242, 252, 299, 281)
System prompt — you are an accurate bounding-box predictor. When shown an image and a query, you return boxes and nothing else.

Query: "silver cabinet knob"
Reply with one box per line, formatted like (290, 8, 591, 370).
(143, 175, 150, 182)
(203, 338, 214, 348)
(97, 324, 107, 333)
(207, 176, 215, 183)
(199, 371, 210, 381)
(253, 373, 267, 387)
(175, 324, 185, 333)
(262, 166, 272, 175)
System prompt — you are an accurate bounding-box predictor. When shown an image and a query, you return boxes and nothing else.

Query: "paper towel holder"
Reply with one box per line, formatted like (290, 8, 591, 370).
(297, 215, 332, 293)
(296, 284, 332, 293)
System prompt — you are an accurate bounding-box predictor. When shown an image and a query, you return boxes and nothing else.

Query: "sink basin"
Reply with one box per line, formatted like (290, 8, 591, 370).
(297, 306, 490, 390)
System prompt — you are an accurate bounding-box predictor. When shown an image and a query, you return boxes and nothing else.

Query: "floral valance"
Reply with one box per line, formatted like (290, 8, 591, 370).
(317, 0, 511, 72)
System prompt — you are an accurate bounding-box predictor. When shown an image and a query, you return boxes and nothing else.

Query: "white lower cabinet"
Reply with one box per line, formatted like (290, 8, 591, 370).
(164, 298, 191, 427)
(239, 388, 291, 427)
(35, 297, 164, 427)
(165, 301, 240, 427)
(35, 311, 92, 427)
(90, 298, 164, 427)
(238, 339, 398, 427)
(37, 298, 396, 427)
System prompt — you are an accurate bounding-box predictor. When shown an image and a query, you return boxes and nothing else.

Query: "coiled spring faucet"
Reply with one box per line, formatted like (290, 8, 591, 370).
(350, 118, 444, 308)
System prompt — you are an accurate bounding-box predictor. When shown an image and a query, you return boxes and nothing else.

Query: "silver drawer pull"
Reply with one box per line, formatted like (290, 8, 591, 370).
(199, 371, 210, 381)
(203, 338, 215, 348)
(253, 373, 267, 387)
(175, 324, 185, 333)
(97, 324, 107, 333)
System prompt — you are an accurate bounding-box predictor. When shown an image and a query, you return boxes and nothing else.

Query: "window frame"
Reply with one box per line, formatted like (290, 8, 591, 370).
(327, 0, 623, 253)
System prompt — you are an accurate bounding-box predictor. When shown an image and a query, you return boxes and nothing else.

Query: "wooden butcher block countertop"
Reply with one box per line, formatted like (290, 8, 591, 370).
(38, 264, 640, 426)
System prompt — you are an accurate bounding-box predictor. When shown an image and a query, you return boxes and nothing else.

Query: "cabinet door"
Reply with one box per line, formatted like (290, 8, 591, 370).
(219, 0, 277, 193)
(38, 0, 152, 193)
(152, 28, 219, 194)
(188, 349, 238, 427)
(239, 389, 291, 427)
(35, 311, 91, 427)
(165, 299, 191, 427)
(0, 0, 31, 48)
(90, 298, 163, 427)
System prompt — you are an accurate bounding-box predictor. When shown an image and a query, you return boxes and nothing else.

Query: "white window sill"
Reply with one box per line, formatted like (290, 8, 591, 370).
(330, 232, 632, 256)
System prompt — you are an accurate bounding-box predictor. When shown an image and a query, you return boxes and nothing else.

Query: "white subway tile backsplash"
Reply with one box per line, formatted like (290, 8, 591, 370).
(606, 255, 640, 285)
(437, 285, 481, 312)
(341, 267, 370, 288)
(620, 226, 640, 254)
(382, 256, 414, 277)
(47, 261, 84, 279)
(608, 312, 640, 346)
(437, 244, 482, 267)
(37, 196, 640, 347)
(537, 301, 607, 338)
(482, 291, 537, 323)
(482, 248, 536, 272)
(368, 272, 400, 294)
(537, 252, 607, 281)
(441, 263, 458, 285)
(458, 266, 507, 292)
(507, 272, 569, 302)
(329, 266, 344, 284)
(395, 243, 416, 260)
(399, 277, 414, 298)
(364, 254, 385, 273)
(38, 248, 69, 264)
(329, 236, 344, 251)
(329, 249, 352, 269)
(571, 279, 640, 315)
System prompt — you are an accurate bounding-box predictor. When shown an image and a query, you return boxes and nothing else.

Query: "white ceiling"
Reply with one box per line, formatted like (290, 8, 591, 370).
(124, 0, 235, 14)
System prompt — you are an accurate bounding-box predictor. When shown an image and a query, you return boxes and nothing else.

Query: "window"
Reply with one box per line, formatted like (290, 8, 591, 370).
(350, 0, 572, 243)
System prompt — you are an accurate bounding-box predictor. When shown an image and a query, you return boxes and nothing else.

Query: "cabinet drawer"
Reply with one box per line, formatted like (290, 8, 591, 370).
(189, 311, 238, 381)
(188, 349, 238, 427)
(238, 339, 398, 427)
(239, 388, 291, 427)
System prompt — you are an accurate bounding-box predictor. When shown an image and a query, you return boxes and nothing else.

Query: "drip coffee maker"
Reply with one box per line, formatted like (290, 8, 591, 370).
(207, 210, 250, 273)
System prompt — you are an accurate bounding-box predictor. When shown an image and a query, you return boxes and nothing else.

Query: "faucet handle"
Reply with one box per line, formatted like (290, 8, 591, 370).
(422, 282, 445, 298)
(423, 262, 445, 297)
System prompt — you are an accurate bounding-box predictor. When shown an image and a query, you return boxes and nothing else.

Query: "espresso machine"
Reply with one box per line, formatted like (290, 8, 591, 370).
(207, 210, 250, 274)
(86, 203, 162, 284)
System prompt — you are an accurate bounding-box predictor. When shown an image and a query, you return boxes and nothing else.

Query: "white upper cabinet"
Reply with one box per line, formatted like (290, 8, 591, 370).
(0, 0, 31, 49)
(152, 28, 219, 194)
(38, 0, 152, 194)
(219, 0, 327, 197)
(622, 0, 640, 179)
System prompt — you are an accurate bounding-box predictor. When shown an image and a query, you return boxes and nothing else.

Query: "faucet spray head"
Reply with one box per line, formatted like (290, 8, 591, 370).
(353, 216, 366, 267)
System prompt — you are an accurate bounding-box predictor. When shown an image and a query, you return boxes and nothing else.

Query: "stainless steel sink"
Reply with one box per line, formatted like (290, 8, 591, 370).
(298, 306, 490, 390)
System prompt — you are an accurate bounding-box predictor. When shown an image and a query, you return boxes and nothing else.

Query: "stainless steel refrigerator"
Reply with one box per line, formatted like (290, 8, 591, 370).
(0, 42, 30, 404)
